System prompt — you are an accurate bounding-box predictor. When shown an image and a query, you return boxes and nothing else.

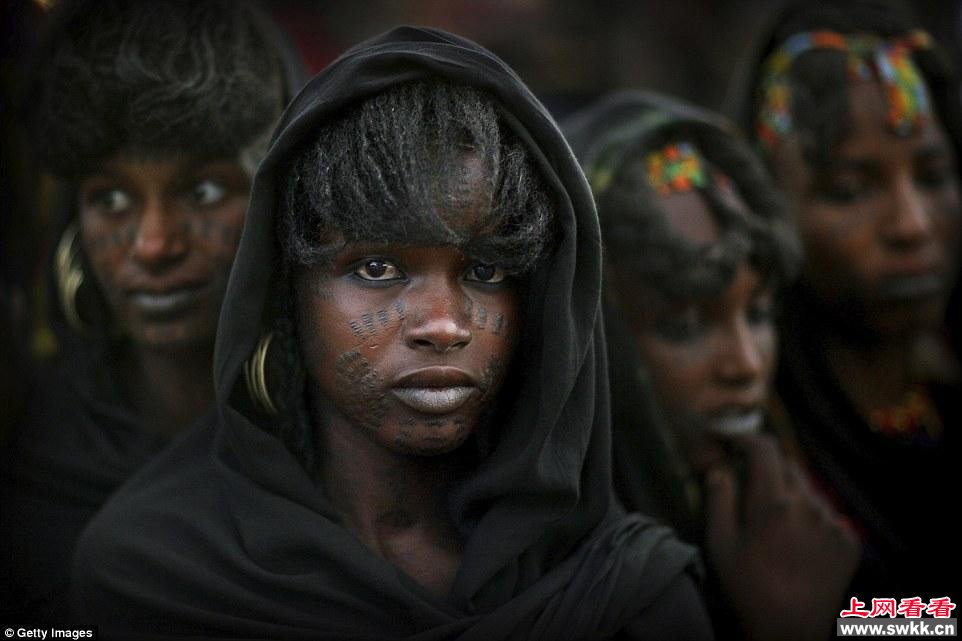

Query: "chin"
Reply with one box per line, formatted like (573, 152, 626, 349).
(868, 301, 948, 341)
(129, 320, 216, 351)
(386, 422, 473, 457)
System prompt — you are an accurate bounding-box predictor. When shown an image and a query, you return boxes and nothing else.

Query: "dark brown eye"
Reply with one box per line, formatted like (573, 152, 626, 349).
(354, 259, 401, 281)
(465, 263, 505, 283)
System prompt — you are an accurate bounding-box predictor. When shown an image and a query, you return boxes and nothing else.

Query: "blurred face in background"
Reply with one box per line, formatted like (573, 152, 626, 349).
(78, 154, 250, 349)
(770, 76, 961, 340)
(611, 186, 777, 474)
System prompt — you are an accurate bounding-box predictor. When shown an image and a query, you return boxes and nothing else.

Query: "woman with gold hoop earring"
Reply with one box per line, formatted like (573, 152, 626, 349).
(0, 0, 305, 623)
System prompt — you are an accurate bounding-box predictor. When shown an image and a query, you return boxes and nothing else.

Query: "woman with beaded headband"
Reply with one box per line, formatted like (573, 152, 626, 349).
(69, 28, 714, 639)
(0, 0, 304, 622)
(564, 91, 860, 640)
(728, 0, 961, 596)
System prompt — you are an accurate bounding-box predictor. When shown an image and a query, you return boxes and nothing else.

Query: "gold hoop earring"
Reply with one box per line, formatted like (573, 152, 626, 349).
(244, 332, 279, 415)
(54, 223, 87, 333)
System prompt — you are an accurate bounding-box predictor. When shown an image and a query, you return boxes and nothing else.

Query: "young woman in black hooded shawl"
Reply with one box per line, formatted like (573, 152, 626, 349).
(0, 0, 304, 622)
(564, 91, 861, 640)
(727, 0, 961, 597)
(69, 27, 713, 640)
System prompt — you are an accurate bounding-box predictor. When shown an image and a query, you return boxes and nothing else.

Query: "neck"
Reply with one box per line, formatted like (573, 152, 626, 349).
(822, 329, 922, 419)
(118, 341, 215, 437)
(315, 397, 464, 595)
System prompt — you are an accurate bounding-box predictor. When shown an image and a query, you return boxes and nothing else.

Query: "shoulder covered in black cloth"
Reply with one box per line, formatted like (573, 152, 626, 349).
(70, 27, 712, 640)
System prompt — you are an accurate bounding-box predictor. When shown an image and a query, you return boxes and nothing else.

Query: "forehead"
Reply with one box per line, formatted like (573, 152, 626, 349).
(838, 76, 949, 155)
(86, 153, 243, 180)
(440, 152, 490, 234)
(657, 177, 750, 247)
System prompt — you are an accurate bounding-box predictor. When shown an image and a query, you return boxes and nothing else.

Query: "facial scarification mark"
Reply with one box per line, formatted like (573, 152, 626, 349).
(378, 309, 390, 326)
(492, 312, 504, 336)
(334, 349, 390, 434)
(394, 300, 405, 321)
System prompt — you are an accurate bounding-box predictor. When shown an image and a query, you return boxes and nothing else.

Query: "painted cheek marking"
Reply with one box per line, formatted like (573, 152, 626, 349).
(492, 313, 505, 336)
(334, 349, 390, 433)
(478, 355, 506, 400)
(475, 306, 488, 330)
(221, 224, 238, 246)
(110, 225, 137, 247)
(362, 312, 376, 337)
(86, 234, 110, 255)
(349, 320, 365, 338)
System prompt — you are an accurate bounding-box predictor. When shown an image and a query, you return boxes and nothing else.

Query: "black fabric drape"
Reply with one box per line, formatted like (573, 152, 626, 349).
(70, 28, 710, 640)
(775, 290, 961, 597)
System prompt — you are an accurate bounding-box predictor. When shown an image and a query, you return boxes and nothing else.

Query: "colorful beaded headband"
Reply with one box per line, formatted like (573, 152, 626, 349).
(645, 142, 708, 196)
(756, 29, 934, 153)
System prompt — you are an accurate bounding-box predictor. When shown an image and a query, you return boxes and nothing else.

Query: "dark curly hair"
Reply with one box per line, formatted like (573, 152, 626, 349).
(266, 80, 556, 472)
(599, 121, 800, 307)
(25, 0, 288, 178)
(733, 0, 962, 169)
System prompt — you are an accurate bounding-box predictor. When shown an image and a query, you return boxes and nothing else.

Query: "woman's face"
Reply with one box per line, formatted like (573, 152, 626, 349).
(78, 155, 249, 348)
(615, 189, 777, 474)
(295, 160, 521, 457)
(770, 76, 961, 339)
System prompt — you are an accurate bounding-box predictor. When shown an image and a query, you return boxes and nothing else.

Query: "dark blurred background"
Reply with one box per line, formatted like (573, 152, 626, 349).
(1, 0, 960, 433)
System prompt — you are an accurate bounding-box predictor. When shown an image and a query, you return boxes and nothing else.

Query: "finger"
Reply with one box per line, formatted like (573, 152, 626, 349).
(704, 464, 738, 562)
(783, 457, 805, 491)
(734, 433, 786, 507)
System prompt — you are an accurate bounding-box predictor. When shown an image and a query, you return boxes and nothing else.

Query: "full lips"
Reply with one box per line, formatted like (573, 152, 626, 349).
(391, 386, 477, 414)
(128, 283, 209, 317)
(876, 273, 945, 301)
(704, 409, 763, 437)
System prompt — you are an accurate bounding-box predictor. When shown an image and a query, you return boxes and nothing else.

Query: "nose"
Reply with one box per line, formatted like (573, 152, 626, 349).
(131, 196, 188, 269)
(882, 172, 933, 251)
(403, 280, 473, 353)
(713, 317, 765, 387)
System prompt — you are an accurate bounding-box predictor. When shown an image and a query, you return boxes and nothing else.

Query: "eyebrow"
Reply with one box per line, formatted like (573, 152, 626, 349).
(820, 156, 876, 173)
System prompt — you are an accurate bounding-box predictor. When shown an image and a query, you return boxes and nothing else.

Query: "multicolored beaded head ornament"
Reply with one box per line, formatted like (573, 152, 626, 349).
(756, 29, 934, 153)
(645, 142, 708, 196)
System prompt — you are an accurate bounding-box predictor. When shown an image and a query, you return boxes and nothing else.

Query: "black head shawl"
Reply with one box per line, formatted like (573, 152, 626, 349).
(0, 3, 307, 622)
(562, 91, 798, 538)
(70, 28, 708, 640)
